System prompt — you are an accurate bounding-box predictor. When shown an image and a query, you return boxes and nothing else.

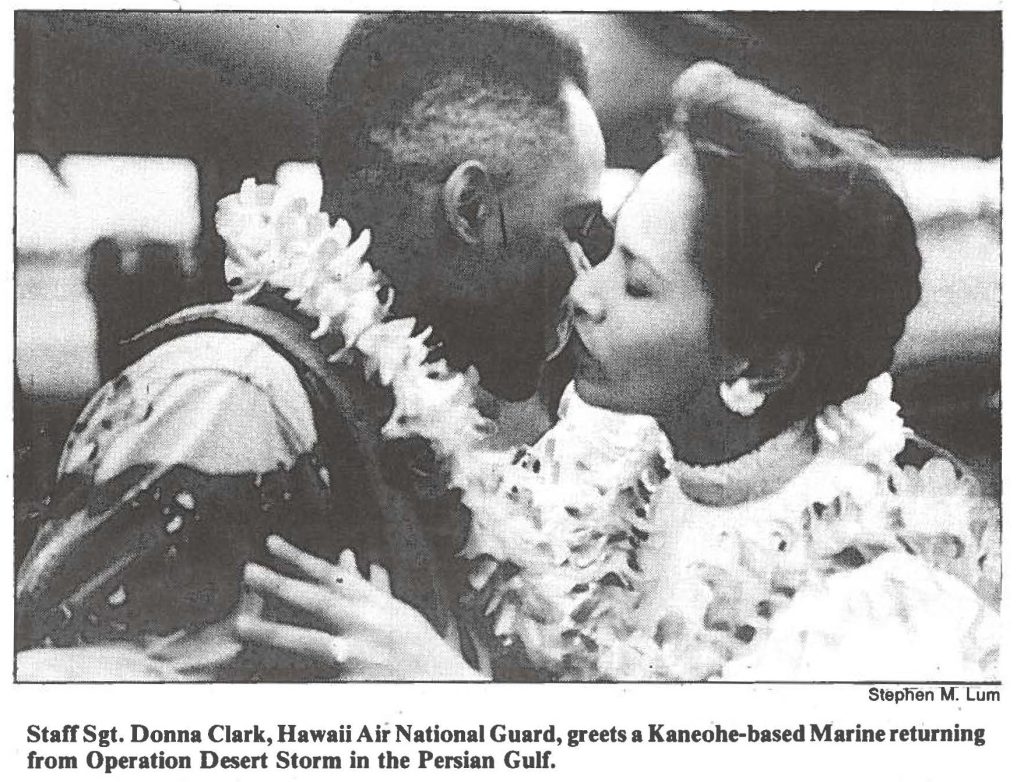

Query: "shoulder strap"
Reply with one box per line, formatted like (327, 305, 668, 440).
(128, 303, 452, 633)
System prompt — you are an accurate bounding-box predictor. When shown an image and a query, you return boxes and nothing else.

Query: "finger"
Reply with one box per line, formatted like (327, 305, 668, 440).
(336, 549, 359, 575)
(266, 535, 335, 583)
(368, 563, 392, 594)
(234, 614, 346, 667)
(243, 563, 351, 624)
(236, 588, 265, 618)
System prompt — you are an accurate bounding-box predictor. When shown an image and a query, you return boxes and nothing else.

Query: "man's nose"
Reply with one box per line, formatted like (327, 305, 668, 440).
(569, 272, 607, 324)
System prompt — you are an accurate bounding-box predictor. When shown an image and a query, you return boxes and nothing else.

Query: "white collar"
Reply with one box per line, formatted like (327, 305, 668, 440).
(673, 421, 817, 507)
(673, 374, 907, 507)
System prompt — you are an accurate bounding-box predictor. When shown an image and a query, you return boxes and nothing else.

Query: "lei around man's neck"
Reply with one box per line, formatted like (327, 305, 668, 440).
(215, 178, 493, 462)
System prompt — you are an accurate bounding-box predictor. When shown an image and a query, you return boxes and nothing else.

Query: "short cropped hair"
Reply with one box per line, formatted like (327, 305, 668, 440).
(319, 14, 589, 223)
(667, 62, 923, 419)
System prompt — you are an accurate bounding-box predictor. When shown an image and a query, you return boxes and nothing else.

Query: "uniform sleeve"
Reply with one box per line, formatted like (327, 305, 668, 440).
(16, 332, 331, 652)
(59, 331, 317, 481)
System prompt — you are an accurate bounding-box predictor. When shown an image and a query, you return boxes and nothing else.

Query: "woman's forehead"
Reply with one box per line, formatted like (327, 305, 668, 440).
(617, 154, 702, 267)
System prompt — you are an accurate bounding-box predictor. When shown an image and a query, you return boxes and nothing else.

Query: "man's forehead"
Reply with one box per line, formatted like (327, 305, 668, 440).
(556, 80, 606, 207)
(561, 82, 605, 162)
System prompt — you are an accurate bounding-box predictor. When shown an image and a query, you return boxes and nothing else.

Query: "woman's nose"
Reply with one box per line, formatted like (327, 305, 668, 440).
(569, 272, 607, 324)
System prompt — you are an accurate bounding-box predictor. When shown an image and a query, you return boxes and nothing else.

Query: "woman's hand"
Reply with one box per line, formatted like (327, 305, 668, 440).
(234, 535, 484, 681)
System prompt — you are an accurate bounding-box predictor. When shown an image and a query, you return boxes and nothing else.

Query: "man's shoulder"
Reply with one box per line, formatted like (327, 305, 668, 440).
(133, 330, 306, 395)
(61, 331, 319, 480)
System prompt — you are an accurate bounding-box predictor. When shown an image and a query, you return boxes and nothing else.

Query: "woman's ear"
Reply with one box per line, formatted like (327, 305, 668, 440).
(718, 347, 804, 417)
(747, 346, 804, 398)
(442, 160, 494, 246)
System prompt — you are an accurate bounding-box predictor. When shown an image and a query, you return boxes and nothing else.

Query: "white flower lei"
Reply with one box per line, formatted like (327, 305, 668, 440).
(215, 178, 490, 466)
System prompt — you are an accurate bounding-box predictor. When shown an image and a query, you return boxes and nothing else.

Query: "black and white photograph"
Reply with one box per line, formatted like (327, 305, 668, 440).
(12, 9, 1002, 686)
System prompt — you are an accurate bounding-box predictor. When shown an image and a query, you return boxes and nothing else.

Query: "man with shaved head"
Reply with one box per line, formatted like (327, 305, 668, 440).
(320, 13, 608, 400)
(17, 13, 610, 681)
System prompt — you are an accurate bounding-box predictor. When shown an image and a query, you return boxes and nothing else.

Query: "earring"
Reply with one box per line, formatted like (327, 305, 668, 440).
(719, 378, 765, 417)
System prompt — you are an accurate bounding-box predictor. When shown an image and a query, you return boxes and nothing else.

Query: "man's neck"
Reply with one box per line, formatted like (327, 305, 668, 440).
(473, 386, 553, 449)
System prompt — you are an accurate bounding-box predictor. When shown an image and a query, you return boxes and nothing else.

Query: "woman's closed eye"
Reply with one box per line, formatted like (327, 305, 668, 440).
(626, 274, 653, 298)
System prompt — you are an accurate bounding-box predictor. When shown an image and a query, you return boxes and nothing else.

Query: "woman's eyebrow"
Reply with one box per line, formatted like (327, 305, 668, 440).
(621, 245, 666, 281)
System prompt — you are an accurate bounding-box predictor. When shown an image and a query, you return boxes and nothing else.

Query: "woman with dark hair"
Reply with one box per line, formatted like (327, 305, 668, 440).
(552, 62, 999, 679)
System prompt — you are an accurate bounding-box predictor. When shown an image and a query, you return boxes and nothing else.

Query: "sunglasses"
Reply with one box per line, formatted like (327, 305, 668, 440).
(563, 206, 615, 270)
(497, 201, 615, 271)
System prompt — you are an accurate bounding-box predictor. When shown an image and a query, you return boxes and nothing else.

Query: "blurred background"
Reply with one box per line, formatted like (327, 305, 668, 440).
(14, 12, 1001, 515)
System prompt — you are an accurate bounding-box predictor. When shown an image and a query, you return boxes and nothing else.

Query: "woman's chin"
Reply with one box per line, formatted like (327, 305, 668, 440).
(573, 375, 666, 420)
(572, 374, 608, 405)
(573, 374, 634, 414)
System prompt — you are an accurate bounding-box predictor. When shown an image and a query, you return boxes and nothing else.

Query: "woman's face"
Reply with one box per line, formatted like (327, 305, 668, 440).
(570, 152, 719, 417)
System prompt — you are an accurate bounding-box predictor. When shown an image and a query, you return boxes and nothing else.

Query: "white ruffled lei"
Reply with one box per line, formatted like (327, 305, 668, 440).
(815, 373, 906, 468)
(459, 389, 675, 678)
(462, 376, 999, 681)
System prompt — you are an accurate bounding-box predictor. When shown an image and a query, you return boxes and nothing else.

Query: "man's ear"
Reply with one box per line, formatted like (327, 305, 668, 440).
(442, 160, 494, 246)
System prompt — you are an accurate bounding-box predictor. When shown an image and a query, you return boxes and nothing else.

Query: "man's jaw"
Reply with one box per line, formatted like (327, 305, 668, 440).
(413, 289, 553, 402)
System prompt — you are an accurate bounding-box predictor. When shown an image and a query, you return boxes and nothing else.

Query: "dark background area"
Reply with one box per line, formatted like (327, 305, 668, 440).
(15, 12, 1001, 256)
(13, 12, 1001, 540)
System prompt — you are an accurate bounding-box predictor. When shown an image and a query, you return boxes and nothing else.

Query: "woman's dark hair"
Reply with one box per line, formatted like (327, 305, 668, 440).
(668, 62, 922, 422)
